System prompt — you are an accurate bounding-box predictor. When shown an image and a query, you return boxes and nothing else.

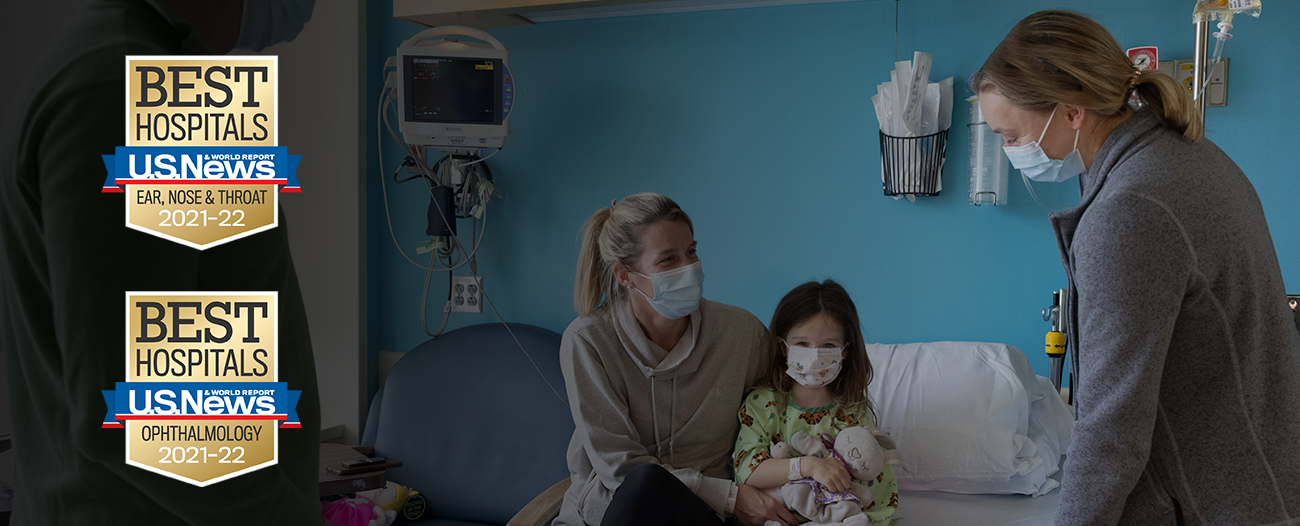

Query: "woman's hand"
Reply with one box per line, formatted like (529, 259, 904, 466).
(805, 456, 852, 494)
(734, 483, 798, 526)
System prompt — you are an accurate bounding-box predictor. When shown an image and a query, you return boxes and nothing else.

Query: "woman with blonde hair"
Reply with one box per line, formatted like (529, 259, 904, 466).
(972, 10, 1300, 526)
(555, 192, 797, 526)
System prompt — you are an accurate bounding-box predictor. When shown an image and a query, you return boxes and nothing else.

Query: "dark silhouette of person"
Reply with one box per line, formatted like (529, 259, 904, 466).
(0, 0, 322, 523)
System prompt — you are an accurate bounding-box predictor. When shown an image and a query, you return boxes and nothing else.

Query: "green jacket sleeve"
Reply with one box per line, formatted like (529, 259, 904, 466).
(733, 389, 779, 485)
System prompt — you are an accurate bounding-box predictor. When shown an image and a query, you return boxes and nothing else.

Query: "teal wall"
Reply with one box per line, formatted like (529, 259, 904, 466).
(366, 0, 1299, 401)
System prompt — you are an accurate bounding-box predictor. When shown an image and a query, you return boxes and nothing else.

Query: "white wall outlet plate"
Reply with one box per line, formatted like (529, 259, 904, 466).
(451, 276, 483, 314)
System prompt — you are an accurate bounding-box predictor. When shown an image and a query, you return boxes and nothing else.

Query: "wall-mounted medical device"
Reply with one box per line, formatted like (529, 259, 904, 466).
(1158, 58, 1228, 108)
(378, 25, 514, 338)
(396, 26, 514, 149)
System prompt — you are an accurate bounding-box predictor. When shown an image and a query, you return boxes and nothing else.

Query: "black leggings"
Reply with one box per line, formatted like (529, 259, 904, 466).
(599, 464, 727, 526)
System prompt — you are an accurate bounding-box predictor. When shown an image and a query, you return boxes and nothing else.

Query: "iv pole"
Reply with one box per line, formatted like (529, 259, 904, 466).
(1193, 20, 1209, 124)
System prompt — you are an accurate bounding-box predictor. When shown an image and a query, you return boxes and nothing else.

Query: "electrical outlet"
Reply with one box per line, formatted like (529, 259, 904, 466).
(451, 276, 483, 314)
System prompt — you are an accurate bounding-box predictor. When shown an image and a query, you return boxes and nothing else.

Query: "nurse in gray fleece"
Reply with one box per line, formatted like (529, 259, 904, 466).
(972, 11, 1300, 526)
(555, 193, 798, 526)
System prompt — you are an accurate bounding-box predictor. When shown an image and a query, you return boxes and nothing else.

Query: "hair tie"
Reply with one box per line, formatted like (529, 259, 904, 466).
(1123, 69, 1142, 103)
(609, 199, 617, 212)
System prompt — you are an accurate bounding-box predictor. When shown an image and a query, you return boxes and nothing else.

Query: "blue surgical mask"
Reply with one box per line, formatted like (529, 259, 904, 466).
(1003, 106, 1086, 183)
(631, 261, 704, 320)
(233, 0, 316, 52)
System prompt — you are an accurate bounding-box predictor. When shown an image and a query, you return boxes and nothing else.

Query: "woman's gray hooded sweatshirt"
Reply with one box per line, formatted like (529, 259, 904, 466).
(1052, 108, 1300, 525)
(554, 298, 768, 526)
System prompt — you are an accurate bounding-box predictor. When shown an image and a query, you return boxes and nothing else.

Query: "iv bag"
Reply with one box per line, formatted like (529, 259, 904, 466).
(1193, 0, 1261, 23)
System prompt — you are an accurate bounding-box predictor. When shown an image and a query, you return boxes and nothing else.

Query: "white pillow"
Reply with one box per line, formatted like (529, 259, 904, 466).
(864, 342, 1071, 496)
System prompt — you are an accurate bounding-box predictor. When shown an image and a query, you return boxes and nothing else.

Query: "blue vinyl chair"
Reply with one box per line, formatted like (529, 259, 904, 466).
(362, 323, 573, 526)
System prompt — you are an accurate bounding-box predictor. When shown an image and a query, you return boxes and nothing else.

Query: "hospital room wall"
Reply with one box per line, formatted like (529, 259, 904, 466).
(268, 1, 368, 444)
(365, 0, 1299, 403)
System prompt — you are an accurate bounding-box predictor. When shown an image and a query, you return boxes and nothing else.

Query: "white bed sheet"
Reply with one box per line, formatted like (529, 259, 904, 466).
(894, 488, 1060, 526)
(895, 467, 1064, 525)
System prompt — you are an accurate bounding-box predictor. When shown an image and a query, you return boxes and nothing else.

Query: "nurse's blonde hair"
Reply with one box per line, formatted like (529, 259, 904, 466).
(574, 193, 694, 317)
(970, 10, 1203, 141)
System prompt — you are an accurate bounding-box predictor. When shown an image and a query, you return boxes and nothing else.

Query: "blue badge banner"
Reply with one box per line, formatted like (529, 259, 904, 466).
(101, 146, 301, 192)
(102, 382, 301, 428)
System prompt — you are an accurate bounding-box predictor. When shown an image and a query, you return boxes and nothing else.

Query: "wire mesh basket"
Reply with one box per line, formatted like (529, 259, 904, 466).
(879, 129, 948, 197)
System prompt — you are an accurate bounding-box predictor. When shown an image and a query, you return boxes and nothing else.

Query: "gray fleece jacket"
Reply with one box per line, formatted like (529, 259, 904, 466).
(1052, 109, 1300, 525)
(554, 298, 768, 526)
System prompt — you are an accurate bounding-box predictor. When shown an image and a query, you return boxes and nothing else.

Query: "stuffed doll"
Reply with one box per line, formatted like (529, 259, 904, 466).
(766, 426, 906, 526)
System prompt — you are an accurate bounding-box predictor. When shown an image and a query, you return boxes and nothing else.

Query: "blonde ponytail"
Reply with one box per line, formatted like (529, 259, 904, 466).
(574, 208, 613, 316)
(1134, 70, 1204, 141)
(572, 193, 694, 317)
(971, 10, 1203, 142)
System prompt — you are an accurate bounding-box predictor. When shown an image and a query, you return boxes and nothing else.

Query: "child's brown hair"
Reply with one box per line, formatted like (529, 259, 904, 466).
(761, 279, 874, 416)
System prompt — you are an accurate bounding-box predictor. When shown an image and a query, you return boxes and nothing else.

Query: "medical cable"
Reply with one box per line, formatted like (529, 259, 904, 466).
(377, 59, 564, 409)
(393, 156, 424, 183)
(378, 84, 442, 271)
(377, 86, 487, 272)
(423, 173, 489, 270)
(427, 181, 570, 410)
(421, 251, 452, 337)
(434, 155, 496, 219)
(420, 215, 479, 338)
(1196, 19, 1232, 101)
(379, 74, 489, 271)
(479, 283, 571, 409)
(379, 66, 483, 272)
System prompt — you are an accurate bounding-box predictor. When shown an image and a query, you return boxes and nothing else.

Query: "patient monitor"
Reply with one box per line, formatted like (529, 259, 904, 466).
(396, 26, 514, 149)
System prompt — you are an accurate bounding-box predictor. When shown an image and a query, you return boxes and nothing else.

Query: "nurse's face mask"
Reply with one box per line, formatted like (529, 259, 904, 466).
(1003, 105, 1085, 183)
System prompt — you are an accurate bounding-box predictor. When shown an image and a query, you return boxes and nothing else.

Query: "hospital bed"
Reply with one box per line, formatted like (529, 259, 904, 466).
(895, 472, 1062, 526)
(362, 327, 1070, 526)
(894, 298, 1300, 526)
(867, 342, 1073, 526)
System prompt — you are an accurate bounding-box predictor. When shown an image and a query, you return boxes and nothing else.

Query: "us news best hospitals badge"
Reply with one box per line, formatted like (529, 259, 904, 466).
(103, 293, 302, 486)
(101, 56, 300, 250)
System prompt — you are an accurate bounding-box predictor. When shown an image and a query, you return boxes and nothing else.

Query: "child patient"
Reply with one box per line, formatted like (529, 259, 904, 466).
(734, 280, 899, 526)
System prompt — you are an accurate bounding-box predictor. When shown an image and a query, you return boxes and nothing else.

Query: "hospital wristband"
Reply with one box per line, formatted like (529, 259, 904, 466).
(725, 482, 738, 514)
(789, 457, 802, 481)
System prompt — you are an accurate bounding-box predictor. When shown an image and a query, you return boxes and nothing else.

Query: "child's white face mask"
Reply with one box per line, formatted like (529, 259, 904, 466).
(785, 343, 845, 388)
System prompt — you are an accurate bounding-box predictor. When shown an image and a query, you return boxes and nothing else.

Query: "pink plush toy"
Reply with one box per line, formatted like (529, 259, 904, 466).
(321, 495, 395, 526)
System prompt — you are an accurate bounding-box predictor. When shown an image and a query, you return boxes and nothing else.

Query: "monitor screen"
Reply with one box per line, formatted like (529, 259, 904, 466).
(404, 56, 503, 125)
